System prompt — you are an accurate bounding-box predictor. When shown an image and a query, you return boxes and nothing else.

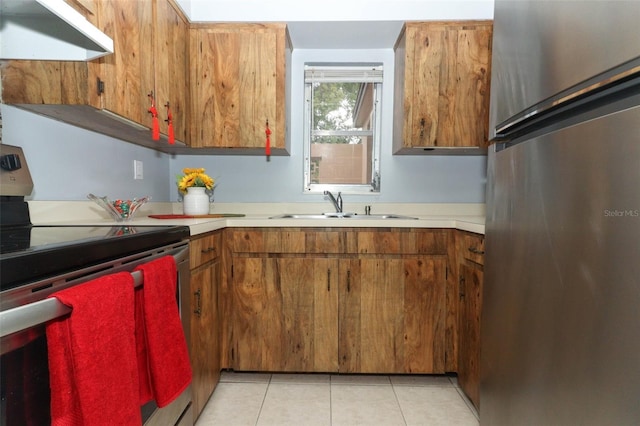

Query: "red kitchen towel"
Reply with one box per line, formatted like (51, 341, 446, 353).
(135, 286, 153, 405)
(46, 272, 141, 426)
(134, 256, 192, 407)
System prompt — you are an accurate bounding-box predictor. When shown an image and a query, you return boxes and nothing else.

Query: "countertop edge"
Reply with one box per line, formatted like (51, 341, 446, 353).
(34, 216, 484, 236)
(27, 202, 485, 235)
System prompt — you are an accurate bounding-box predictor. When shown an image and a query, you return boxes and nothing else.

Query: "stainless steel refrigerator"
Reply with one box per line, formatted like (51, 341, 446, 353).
(483, 1, 640, 425)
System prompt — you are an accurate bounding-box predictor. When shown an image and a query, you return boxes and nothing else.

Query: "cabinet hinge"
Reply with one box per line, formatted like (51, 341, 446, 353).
(97, 78, 104, 96)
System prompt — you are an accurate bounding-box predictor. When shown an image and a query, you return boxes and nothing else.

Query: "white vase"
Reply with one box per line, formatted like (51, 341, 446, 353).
(183, 187, 210, 215)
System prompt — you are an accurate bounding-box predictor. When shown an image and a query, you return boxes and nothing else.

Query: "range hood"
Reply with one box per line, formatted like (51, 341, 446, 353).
(0, 0, 113, 61)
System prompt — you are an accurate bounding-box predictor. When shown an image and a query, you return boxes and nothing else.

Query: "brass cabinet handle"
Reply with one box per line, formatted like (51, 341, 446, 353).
(327, 269, 331, 292)
(194, 289, 202, 316)
(347, 270, 351, 292)
(201, 246, 217, 254)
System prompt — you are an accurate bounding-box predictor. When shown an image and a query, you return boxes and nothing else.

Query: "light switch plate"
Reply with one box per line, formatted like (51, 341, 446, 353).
(133, 160, 143, 180)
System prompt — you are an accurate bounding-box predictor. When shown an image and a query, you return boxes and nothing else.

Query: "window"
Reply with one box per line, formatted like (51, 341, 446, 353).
(303, 64, 383, 194)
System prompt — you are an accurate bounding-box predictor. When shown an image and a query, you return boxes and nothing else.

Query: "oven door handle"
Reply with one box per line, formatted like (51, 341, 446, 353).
(0, 249, 185, 339)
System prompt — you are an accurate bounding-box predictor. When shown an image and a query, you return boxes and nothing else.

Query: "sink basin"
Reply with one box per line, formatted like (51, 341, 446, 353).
(269, 213, 418, 220)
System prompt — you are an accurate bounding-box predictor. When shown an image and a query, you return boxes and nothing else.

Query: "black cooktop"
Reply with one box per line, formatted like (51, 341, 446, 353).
(0, 225, 190, 292)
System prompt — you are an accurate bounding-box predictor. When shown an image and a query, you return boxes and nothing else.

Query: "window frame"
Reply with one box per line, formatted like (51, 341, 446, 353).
(303, 64, 383, 194)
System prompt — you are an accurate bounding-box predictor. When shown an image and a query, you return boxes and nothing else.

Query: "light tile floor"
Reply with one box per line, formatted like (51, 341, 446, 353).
(195, 372, 479, 426)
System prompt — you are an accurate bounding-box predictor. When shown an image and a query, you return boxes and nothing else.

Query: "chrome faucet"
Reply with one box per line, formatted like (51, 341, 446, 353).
(324, 190, 342, 213)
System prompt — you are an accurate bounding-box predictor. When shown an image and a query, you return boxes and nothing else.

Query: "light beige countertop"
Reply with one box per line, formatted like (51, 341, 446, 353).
(28, 201, 485, 235)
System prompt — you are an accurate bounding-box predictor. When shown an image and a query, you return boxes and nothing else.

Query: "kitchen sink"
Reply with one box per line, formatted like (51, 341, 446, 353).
(269, 213, 418, 220)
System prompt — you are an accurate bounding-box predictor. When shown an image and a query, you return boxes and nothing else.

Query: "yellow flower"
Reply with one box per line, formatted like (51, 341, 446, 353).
(176, 168, 215, 194)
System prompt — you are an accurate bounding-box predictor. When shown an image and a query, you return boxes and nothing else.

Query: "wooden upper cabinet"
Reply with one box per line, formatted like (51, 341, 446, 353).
(0, 60, 94, 105)
(96, 0, 188, 141)
(0, 0, 101, 106)
(153, 0, 189, 143)
(0, 0, 187, 146)
(189, 23, 290, 153)
(393, 21, 493, 153)
(95, 0, 154, 127)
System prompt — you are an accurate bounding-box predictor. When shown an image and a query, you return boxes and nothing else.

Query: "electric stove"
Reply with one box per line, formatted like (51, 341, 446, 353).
(0, 224, 189, 292)
(0, 144, 189, 292)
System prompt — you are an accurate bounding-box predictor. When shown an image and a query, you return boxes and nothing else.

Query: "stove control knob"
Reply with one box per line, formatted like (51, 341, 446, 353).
(0, 154, 22, 171)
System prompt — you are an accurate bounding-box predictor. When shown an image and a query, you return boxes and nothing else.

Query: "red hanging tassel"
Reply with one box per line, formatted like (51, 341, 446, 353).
(165, 102, 175, 144)
(167, 122, 175, 144)
(265, 119, 272, 156)
(148, 92, 160, 141)
(151, 115, 160, 141)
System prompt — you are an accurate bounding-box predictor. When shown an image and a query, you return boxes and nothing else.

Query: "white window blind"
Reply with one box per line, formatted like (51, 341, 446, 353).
(304, 65, 384, 83)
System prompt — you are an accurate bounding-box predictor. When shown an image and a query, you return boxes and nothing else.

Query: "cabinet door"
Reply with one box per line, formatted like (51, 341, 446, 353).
(458, 261, 483, 409)
(448, 25, 492, 148)
(190, 24, 286, 150)
(1, 0, 100, 107)
(190, 259, 220, 419)
(232, 257, 339, 372)
(404, 24, 447, 147)
(96, 0, 154, 127)
(0, 60, 93, 105)
(339, 257, 447, 374)
(396, 21, 492, 151)
(154, 0, 189, 143)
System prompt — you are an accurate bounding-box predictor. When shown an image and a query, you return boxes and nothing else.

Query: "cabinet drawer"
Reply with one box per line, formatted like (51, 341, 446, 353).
(457, 231, 485, 265)
(190, 231, 221, 269)
(351, 229, 448, 255)
(228, 228, 346, 254)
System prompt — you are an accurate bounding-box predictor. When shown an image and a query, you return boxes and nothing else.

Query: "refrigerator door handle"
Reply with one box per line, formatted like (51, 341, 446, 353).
(495, 60, 640, 141)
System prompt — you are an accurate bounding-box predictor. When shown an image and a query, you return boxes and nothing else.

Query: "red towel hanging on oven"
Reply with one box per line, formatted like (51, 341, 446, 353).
(46, 272, 141, 426)
(134, 255, 192, 407)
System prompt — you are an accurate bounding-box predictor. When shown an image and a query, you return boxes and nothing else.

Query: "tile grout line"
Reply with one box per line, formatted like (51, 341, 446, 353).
(329, 375, 333, 426)
(451, 382, 479, 421)
(390, 380, 410, 426)
(448, 375, 480, 421)
(254, 373, 272, 426)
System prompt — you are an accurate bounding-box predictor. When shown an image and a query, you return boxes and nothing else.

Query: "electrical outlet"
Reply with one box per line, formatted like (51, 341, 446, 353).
(134, 160, 143, 180)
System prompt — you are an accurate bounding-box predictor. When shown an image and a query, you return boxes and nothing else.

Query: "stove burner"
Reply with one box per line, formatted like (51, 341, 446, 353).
(0, 146, 191, 298)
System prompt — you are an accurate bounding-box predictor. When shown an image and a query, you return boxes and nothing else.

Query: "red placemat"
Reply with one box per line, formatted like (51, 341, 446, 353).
(148, 214, 245, 219)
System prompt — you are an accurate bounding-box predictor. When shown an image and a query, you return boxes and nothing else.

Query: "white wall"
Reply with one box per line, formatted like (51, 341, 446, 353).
(182, 0, 493, 22)
(1, 105, 172, 201)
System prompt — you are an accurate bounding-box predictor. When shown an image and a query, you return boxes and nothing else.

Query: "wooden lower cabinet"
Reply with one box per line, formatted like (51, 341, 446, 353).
(229, 247, 447, 374)
(189, 232, 221, 420)
(231, 257, 339, 372)
(456, 231, 485, 409)
(339, 257, 447, 374)
(458, 261, 482, 408)
(232, 257, 338, 372)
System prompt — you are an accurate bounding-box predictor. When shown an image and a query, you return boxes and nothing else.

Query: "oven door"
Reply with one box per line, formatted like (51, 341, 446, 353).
(0, 242, 192, 426)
